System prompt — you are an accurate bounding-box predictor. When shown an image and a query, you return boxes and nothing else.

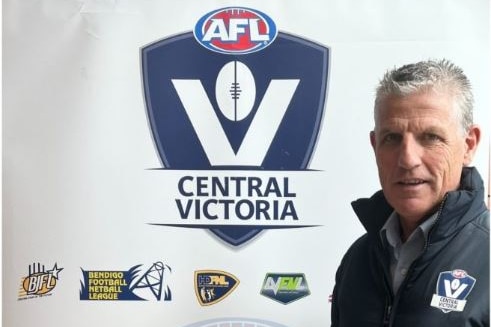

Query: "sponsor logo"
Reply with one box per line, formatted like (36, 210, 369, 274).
(194, 270, 239, 306)
(141, 7, 329, 247)
(18, 262, 63, 300)
(80, 262, 171, 301)
(430, 269, 476, 313)
(260, 273, 310, 304)
(194, 7, 277, 54)
(182, 318, 289, 327)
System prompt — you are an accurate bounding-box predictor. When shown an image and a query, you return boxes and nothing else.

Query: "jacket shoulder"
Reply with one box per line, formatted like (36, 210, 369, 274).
(337, 233, 372, 272)
(470, 209, 489, 235)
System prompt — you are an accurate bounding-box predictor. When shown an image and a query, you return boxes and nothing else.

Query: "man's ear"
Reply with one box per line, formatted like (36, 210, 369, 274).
(370, 130, 376, 151)
(463, 125, 481, 166)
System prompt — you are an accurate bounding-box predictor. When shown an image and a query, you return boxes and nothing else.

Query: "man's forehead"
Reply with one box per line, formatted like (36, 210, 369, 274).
(376, 118, 449, 134)
(375, 111, 461, 137)
(376, 92, 458, 122)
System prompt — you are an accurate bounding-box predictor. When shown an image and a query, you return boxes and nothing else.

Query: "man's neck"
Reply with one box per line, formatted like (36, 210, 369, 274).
(399, 219, 418, 243)
(399, 212, 438, 243)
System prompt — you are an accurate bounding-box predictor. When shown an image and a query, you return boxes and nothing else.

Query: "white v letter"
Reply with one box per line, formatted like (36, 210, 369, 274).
(172, 79, 299, 166)
(444, 280, 468, 298)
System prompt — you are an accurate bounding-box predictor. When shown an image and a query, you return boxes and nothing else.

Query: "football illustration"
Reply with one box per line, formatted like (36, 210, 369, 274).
(215, 60, 256, 121)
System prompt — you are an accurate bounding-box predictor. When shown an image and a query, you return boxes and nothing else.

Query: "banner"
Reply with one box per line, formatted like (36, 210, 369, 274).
(3, 1, 489, 326)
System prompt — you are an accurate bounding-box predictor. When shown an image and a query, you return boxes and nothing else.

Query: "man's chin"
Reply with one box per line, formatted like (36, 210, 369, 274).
(389, 199, 438, 222)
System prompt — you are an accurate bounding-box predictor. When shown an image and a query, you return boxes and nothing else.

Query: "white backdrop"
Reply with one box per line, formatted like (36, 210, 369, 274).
(3, 0, 490, 326)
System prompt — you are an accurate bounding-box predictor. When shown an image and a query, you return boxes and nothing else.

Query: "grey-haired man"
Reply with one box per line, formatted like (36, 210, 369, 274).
(331, 59, 489, 327)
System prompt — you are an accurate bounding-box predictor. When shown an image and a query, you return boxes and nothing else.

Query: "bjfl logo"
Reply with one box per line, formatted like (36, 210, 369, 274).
(194, 7, 277, 54)
(19, 263, 63, 300)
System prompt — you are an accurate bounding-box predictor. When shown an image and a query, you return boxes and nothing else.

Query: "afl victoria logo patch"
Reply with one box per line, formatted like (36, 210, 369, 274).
(430, 269, 476, 313)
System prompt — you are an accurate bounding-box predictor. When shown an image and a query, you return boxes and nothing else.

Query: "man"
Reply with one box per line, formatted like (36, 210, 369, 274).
(331, 59, 489, 327)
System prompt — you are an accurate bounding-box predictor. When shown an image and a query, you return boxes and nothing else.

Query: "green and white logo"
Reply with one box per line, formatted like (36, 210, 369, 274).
(260, 273, 310, 304)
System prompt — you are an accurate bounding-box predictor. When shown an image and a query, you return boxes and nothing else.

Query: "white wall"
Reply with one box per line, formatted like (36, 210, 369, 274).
(3, 1, 489, 326)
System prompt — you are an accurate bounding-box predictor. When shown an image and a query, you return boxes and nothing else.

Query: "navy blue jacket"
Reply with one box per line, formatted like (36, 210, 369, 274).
(331, 167, 489, 327)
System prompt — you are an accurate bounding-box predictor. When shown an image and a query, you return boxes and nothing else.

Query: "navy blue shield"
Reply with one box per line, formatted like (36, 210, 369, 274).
(432, 270, 476, 313)
(141, 32, 329, 246)
(436, 270, 476, 300)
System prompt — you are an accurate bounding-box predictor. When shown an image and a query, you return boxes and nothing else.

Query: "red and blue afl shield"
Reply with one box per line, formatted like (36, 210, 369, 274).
(141, 7, 329, 246)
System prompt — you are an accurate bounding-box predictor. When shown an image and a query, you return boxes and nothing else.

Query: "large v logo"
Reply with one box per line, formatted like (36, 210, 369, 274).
(172, 79, 299, 166)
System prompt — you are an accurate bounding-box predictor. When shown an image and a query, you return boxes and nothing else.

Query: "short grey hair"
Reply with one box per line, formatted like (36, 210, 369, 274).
(374, 59, 474, 133)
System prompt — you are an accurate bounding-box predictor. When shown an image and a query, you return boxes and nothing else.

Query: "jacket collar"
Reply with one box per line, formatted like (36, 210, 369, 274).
(351, 167, 487, 239)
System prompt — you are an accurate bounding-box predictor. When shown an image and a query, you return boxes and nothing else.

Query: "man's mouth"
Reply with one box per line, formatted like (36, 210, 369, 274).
(398, 179, 426, 185)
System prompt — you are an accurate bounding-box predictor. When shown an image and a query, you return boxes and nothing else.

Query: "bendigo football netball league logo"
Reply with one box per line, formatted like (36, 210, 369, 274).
(141, 7, 329, 246)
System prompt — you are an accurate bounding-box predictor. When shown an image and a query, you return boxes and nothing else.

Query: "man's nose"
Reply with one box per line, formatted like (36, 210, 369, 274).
(398, 135, 422, 170)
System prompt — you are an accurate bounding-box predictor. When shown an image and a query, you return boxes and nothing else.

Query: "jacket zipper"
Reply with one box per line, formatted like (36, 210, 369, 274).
(421, 194, 448, 252)
(378, 236, 394, 327)
(383, 304, 392, 326)
(385, 195, 449, 326)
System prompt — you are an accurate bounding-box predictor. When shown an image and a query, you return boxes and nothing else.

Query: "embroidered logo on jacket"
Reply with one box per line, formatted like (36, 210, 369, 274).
(430, 269, 476, 313)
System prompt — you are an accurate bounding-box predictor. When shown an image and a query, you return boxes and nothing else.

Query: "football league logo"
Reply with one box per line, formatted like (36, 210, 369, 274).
(141, 7, 329, 246)
(260, 273, 310, 304)
(194, 270, 240, 306)
(80, 262, 172, 301)
(141, 33, 328, 169)
(18, 263, 63, 300)
(194, 7, 278, 54)
(430, 269, 476, 313)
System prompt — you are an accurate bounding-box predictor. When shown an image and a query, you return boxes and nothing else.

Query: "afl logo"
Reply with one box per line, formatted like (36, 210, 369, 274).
(452, 269, 468, 278)
(194, 7, 278, 54)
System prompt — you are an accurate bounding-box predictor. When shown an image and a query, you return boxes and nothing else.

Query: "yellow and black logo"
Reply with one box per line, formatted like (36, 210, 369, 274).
(18, 263, 63, 300)
(194, 270, 239, 306)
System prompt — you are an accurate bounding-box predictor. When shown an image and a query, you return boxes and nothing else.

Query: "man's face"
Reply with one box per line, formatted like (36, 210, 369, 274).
(371, 91, 479, 223)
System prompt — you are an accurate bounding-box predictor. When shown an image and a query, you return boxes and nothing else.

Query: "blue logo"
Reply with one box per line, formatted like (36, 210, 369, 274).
(430, 269, 476, 313)
(142, 32, 328, 170)
(80, 262, 172, 301)
(194, 7, 277, 55)
(141, 12, 329, 247)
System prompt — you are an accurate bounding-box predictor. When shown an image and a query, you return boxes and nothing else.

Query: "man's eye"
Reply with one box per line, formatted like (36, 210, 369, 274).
(382, 133, 401, 144)
(422, 133, 443, 142)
